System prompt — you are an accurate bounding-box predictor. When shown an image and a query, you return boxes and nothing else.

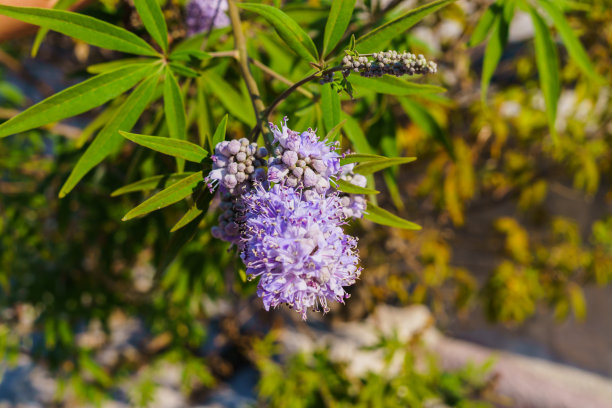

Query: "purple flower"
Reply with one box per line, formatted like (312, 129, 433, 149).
(267, 118, 341, 194)
(185, 0, 230, 35)
(241, 184, 361, 319)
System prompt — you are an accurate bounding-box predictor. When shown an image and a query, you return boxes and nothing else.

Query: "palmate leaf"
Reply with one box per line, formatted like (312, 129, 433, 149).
(353, 157, 417, 175)
(322, 0, 356, 57)
(0, 5, 158, 56)
(347, 75, 445, 96)
(0, 62, 159, 139)
(111, 173, 197, 196)
(364, 202, 422, 230)
(481, 0, 515, 104)
(536, 0, 604, 83)
(59, 67, 162, 197)
(335, 179, 379, 195)
(529, 5, 560, 142)
(122, 172, 205, 221)
(133, 0, 169, 53)
(238, 3, 319, 63)
(120, 131, 208, 163)
(355, 0, 456, 53)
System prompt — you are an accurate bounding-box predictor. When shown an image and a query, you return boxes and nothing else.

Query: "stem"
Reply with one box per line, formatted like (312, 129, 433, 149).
(227, 0, 266, 141)
(208, 50, 239, 58)
(249, 58, 314, 99)
(263, 66, 344, 122)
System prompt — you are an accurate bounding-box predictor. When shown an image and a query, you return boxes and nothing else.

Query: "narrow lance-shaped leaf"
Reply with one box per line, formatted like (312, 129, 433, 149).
(0, 5, 158, 56)
(342, 113, 374, 154)
(340, 153, 386, 165)
(355, 0, 456, 53)
(87, 58, 155, 74)
(468, 1, 502, 47)
(211, 114, 228, 151)
(364, 202, 422, 230)
(0, 62, 158, 139)
(164, 66, 187, 171)
(322, 0, 356, 57)
(334, 178, 379, 195)
(325, 118, 347, 143)
(537, 0, 604, 83)
(320, 83, 341, 135)
(398, 97, 455, 159)
(31, 0, 79, 57)
(204, 71, 255, 127)
(120, 131, 208, 163)
(348, 75, 445, 96)
(122, 172, 205, 221)
(353, 157, 417, 175)
(111, 173, 197, 196)
(170, 189, 214, 232)
(529, 5, 560, 142)
(238, 3, 319, 63)
(59, 67, 162, 197)
(133, 0, 168, 53)
(481, 0, 515, 104)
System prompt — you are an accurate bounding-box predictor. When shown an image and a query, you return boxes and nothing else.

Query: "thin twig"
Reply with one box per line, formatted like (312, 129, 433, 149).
(249, 58, 314, 99)
(227, 0, 266, 142)
(208, 50, 239, 58)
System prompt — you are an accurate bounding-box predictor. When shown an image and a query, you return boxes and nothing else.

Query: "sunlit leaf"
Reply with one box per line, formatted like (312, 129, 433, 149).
(0, 5, 158, 56)
(348, 75, 445, 96)
(335, 178, 379, 194)
(468, 1, 501, 47)
(111, 173, 197, 196)
(355, 0, 456, 53)
(170, 190, 214, 232)
(321, 83, 341, 135)
(353, 157, 417, 175)
(122, 172, 205, 221)
(133, 0, 169, 52)
(211, 114, 228, 151)
(203, 71, 255, 127)
(120, 131, 208, 163)
(0, 62, 159, 139)
(340, 153, 386, 165)
(322, 0, 356, 57)
(364, 202, 422, 230)
(238, 3, 319, 62)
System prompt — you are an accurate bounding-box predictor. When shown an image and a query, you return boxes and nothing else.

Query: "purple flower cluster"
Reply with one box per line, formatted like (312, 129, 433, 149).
(206, 119, 366, 318)
(267, 118, 341, 196)
(185, 0, 230, 36)
(241, 184, 361, 319)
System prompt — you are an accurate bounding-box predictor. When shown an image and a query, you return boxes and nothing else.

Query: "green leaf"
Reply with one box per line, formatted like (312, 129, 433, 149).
(87, 58, 155, 74)
(169, 49, 212, 62)
(31, 0, 79, 57)
(59, 68, 161, 197)
(0, 62, 158, 139)
(398, 97, 455, 159)
(169, 62, 200, 78)
(320, 83, 341, 135)
(203, 71, 255, 127)
(347, 74, 445, 96)
(164, 66, 187, 170)
(322, 0, 356, 57)
(122, 172, 205, 221)
(211, 114, 228, 151)
(529, 5, 560, 141)
(111, 173, 197, 196)
(355, 0, 456, 53)
(133, 0, 168, 53)
(325, 118, 347, 142)
(342, 113, 374, 154)
(481, 0, 515, 104)
(468, 1, 501, 47)
(158, 213, 204, 272)
(353, 157, 417, 175)
(170, 189, 213, 232)
(340, 153, 386, 165)
(335, 178, 379, 195)
(537, 0, 604, 83)
(120, 131, 208, 162)
(238, 3, 319, 62)
(0, 5, 158, 56)
(364, 202, 422, 230)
